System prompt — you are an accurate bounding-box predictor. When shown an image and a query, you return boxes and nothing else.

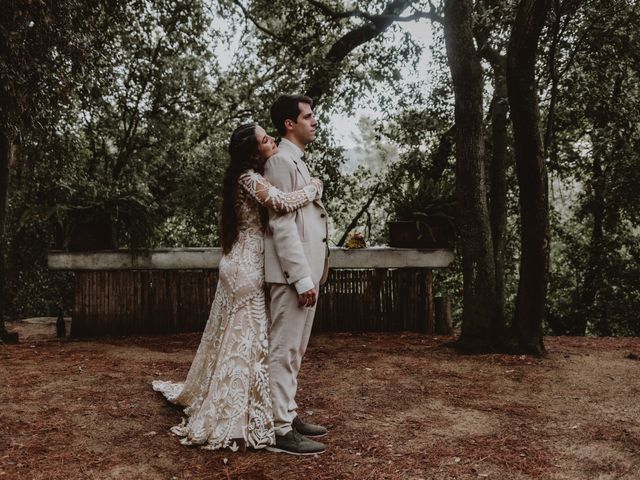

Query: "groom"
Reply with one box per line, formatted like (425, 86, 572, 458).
(263, 94, 330, 455)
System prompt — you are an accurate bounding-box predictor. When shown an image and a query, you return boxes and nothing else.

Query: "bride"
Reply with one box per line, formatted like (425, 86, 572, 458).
(152, 123, 322, 451)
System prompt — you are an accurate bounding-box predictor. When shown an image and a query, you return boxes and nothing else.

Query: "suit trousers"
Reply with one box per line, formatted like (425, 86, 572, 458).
(268, 282, 318, 435)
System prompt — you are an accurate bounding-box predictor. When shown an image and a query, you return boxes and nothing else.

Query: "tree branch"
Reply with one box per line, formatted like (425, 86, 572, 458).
(113, 5, 186, 180)
(544, 0, 562, 160)
(478, 44, 505, 68)
(306, 0, 443, 24)
(230, 0, 299, 52)
(305, 0, 375, 21)
(392, 9, 443, 24)
(427, 124, 456, 180)
(337, 183, 382, 247)
(305, 0, 415, 103)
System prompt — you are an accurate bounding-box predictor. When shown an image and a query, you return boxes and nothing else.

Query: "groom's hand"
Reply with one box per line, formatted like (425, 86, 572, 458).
(298, 288, 317, 308)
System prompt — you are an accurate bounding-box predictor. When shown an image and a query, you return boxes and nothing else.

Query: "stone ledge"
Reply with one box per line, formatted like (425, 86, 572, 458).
(48, 247, 454, 270)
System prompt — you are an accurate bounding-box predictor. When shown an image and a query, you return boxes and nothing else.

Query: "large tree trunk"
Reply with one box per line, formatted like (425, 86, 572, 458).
(488, 54, 509, 331)
(0, 130, 16, 342)
(443, 0, 501, 350)
(507, 0, 552, 355)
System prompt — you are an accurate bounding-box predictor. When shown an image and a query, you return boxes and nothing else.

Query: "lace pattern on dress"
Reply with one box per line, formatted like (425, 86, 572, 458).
(152, 169, 319, 451)
(238, 170, 320, 213)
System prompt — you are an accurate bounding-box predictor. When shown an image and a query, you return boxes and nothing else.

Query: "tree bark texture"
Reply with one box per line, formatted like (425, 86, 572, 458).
(435, 296, 454, 335)
(443, 0, 500, 346)
(507, 0, 552, 355)
(488, 54, 509, 330)
(0, 130, 11, 340)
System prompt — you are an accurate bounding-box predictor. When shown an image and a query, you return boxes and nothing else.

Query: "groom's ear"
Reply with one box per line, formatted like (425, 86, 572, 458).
(284, 118, 295, 131)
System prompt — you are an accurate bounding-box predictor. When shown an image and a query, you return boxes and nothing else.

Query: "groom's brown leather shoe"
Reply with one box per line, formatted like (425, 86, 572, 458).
(292, 415, 328, 438)
(266, 429, 326, 455)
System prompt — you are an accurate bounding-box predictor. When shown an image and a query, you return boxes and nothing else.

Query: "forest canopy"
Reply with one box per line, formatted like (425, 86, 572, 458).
(1, 0, 639, 347)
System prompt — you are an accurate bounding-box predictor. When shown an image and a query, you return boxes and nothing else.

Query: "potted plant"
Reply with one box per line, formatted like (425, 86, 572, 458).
(21, 184, 158, 251)
(388, 179, 456, 249)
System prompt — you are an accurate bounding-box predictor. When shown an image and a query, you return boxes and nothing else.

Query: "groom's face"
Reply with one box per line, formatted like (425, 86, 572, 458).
(288, 102, 317, 145)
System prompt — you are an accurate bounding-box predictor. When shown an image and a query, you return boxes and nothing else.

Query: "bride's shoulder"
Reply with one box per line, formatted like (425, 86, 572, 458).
(238, 169, 263, 184)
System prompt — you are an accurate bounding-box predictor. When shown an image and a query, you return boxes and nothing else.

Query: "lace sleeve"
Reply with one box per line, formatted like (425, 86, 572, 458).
(238, 170, 318, 214)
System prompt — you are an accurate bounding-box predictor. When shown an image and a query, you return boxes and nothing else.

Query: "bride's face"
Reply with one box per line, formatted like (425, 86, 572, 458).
(254, 126, 278, 161)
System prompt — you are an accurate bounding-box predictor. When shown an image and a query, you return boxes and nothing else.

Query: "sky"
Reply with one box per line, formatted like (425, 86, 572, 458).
(331, 19, 435, 148)
(213, 12, 436, 149)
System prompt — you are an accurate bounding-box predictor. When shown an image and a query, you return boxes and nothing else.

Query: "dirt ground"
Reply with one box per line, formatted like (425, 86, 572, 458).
(1, 319, 639, 480)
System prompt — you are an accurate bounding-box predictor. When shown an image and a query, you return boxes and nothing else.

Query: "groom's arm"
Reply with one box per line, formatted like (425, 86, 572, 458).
(263, 155, 314, 295)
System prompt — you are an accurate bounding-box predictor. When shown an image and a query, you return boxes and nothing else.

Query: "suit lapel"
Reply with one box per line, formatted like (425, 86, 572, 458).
(294, 156, 326, 209)
(280, 140, 311, 184)
(280, 141, 325, 208)
(293, 157, 311, 183)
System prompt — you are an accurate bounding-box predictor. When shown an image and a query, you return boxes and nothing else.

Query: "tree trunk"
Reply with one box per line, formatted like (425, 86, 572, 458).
(488, 54, 509, 331)
(577, 151, 607, 335)
(543, 0, 561, 163)
(435, 296, 454, 335)
(443, 0, 501, 350)
(576, 75, 624, 336)
(0, 129, 17, 342)
(507, 0, 552, 355)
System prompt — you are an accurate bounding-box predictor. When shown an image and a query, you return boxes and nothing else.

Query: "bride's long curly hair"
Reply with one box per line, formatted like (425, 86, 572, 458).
(220, 123, 268, 254)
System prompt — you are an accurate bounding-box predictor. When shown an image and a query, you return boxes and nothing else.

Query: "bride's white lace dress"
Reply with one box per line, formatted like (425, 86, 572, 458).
(152, 170, 320, 450)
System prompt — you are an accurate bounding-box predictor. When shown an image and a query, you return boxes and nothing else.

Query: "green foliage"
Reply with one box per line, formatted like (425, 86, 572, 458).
(2, 0, 638, 340)
(542, 0, 640, 336)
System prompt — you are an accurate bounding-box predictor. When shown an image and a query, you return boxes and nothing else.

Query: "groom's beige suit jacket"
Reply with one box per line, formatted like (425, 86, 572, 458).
(263, 138, 329, 434)
(263, 139, 329, 287)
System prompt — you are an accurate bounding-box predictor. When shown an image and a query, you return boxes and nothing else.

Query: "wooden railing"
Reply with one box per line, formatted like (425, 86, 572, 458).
(48, 248, 454, 337)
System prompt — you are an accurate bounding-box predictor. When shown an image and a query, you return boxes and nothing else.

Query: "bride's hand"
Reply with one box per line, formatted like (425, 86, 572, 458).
(311, 177, 323, 199)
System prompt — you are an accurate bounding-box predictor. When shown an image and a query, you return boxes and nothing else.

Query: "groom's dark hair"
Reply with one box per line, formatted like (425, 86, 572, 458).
(270, 94, 314, 136)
